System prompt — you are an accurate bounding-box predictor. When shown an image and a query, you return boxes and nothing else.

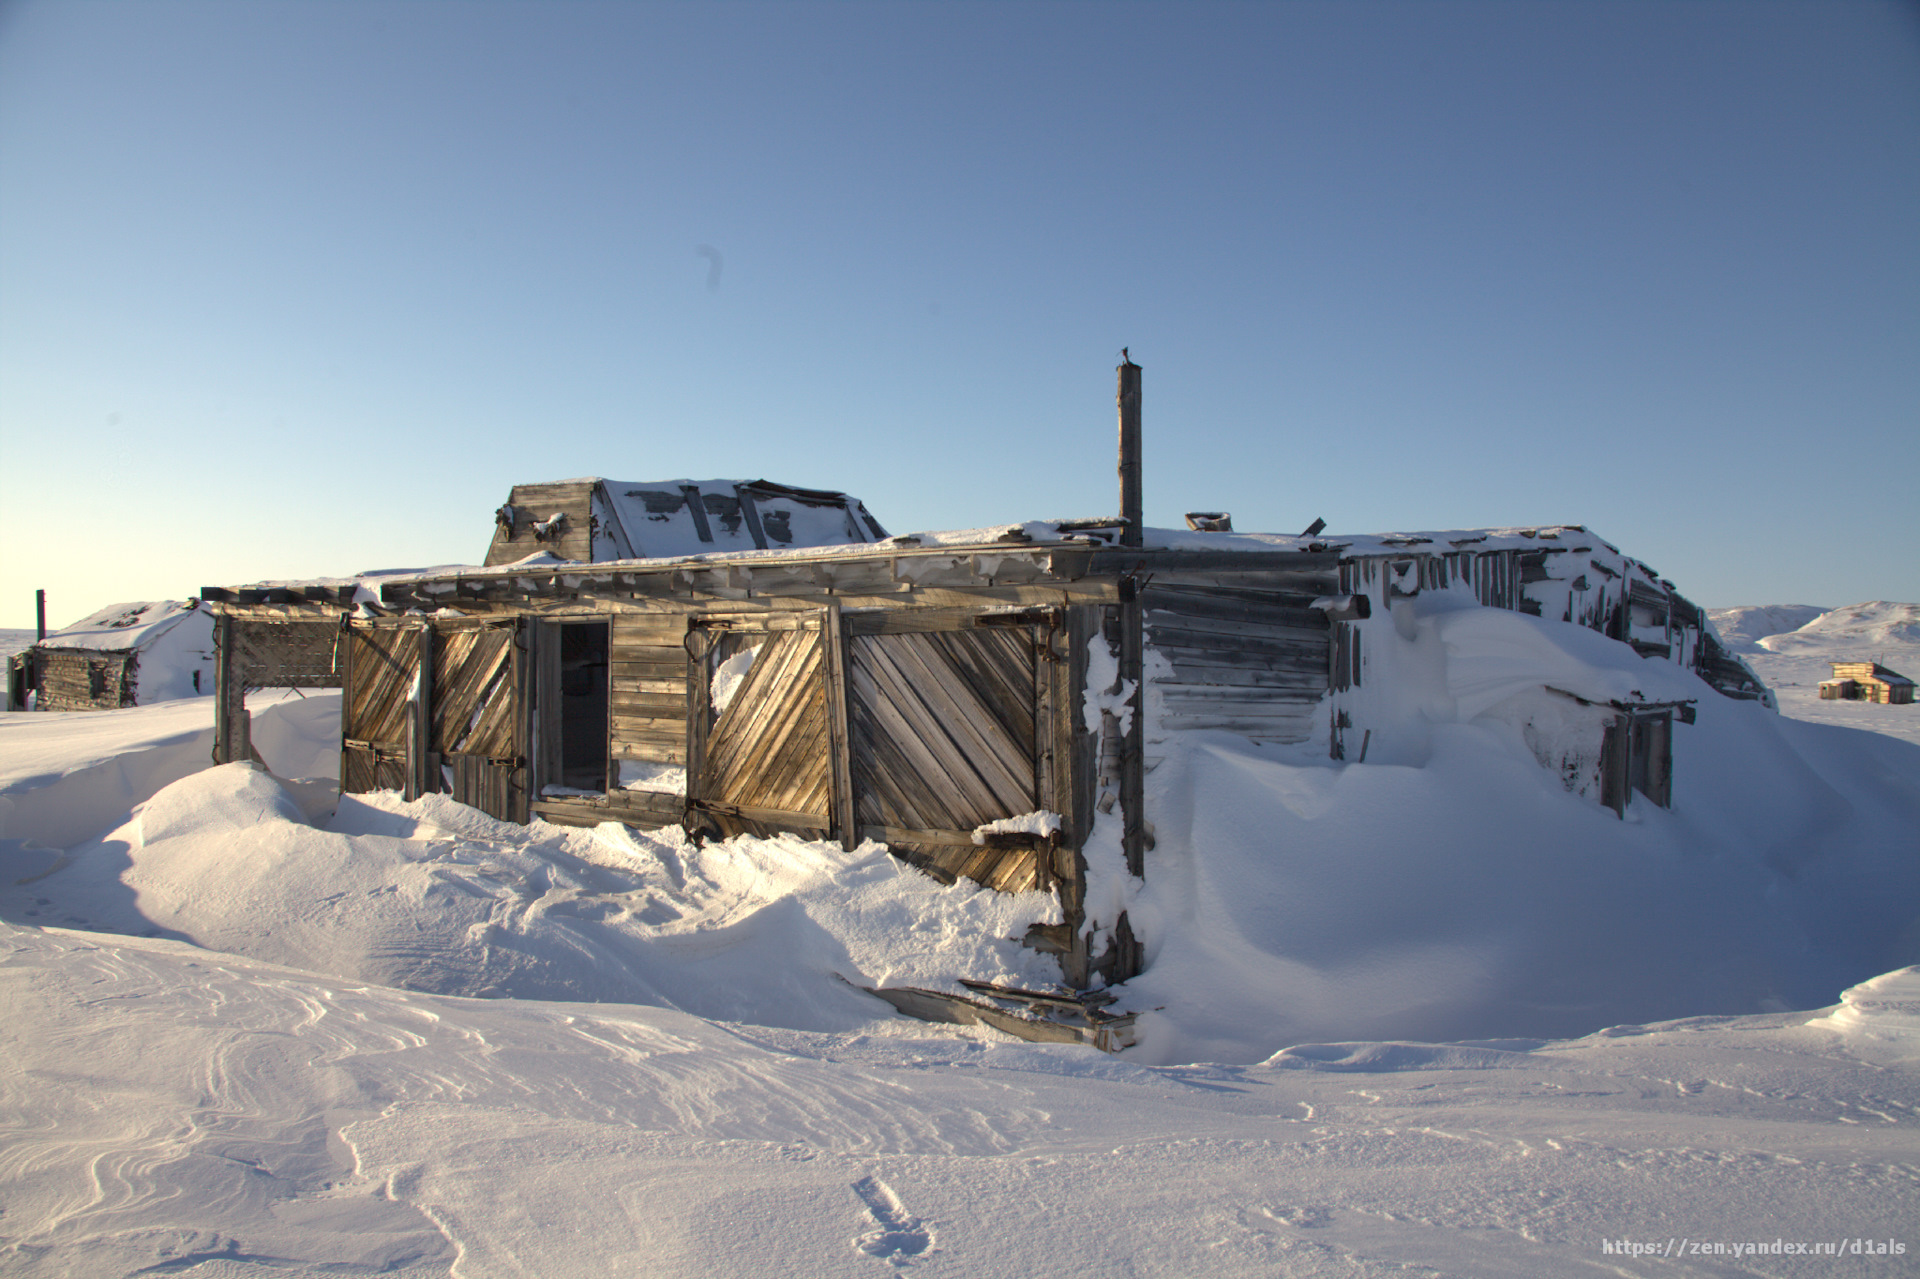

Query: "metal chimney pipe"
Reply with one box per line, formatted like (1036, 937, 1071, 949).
(35, 589, 46, 641)
(1117, 354, 1142, 547)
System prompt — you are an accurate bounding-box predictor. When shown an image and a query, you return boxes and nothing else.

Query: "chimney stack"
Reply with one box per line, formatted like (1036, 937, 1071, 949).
(1117, 353, 1142, 548)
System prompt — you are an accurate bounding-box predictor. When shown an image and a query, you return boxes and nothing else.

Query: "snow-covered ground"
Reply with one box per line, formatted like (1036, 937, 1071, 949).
(3, 605, 1918, 1275)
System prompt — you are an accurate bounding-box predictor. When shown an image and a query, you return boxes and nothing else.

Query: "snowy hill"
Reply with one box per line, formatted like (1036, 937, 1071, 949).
(1757, 600, 1920, 655)
(1704, 603, 1827, 650)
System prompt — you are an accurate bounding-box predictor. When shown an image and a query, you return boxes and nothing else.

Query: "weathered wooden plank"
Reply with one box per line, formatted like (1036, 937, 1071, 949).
(612, 677, 686, 695)
(1153, 662, 1329, 689)
(822, 602, 856, 849)
(608, 689, 686, 715)
(1139, 594, 1330, 631)
(866, 633, 1033, 807)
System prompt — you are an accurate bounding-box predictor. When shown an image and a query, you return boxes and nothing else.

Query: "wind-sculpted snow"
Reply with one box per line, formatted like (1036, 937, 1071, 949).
(0, 691, 341, 849)
(4, 923, 1918, 1277)
(1, 761, 1061, 1026)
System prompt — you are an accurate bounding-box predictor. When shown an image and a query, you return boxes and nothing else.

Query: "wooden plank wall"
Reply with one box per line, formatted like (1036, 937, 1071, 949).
(32, 649, 133, 711)
(431, 620, 527, 822)
(232, 619, 343, 689)
(1141, 585, 1330, 744)
(610, 614, 688, 768)
(482, 480, 599, 566)
(340, 622, 422, 797)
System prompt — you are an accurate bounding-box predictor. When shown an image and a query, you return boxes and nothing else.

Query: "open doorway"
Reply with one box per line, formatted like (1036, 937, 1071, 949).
(549, 621, 609, 792)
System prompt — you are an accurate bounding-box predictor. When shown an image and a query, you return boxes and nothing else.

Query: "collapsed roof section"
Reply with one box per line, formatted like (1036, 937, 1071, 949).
(485, 478, 888, 567)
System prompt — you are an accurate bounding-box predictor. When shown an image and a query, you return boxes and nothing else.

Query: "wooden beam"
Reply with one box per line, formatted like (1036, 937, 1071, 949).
(406, 623, 435, 802)
(821, 602, 857, 850)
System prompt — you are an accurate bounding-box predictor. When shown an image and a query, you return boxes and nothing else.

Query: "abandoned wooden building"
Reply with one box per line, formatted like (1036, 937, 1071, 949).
(1820, 662, 1916, 704)
(197, 368, 1770, 1046)
(8, 599, 216, 712)
(201, 513, 1762, 1033)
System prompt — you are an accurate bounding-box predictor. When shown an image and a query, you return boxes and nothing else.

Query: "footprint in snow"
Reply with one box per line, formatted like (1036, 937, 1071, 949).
(852, 1175, 934, 1266)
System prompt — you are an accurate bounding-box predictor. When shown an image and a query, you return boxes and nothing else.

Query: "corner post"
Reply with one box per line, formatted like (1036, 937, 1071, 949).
(212, 612, 251, 765)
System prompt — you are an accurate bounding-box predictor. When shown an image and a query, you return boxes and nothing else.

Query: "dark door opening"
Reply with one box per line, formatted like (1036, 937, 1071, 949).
(556, 622, 609, 791)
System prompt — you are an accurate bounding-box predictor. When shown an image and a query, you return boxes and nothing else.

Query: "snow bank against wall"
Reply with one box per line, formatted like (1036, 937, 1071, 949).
(0, 762, 1059, 1022)
(1115, 594, 1920, 1063)
(0, 692, 339, 849)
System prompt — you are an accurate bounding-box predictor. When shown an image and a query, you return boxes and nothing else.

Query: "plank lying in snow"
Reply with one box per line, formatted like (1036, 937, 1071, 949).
(861, 981, 1137, 1052)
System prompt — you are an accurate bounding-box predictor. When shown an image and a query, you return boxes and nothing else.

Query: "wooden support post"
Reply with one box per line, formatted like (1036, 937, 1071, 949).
(406, 622, 435, 801)
(212, 613, 251, 765)
(821, 602, 857, 850)
(1117, 356, 1142, 549)
(683, 623, 712, 836)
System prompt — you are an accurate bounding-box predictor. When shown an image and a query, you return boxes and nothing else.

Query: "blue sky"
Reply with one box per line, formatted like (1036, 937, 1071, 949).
(2, 0, 1915, 627)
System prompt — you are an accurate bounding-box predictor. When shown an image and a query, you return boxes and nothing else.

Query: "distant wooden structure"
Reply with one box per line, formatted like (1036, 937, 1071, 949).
(202, 366, 1769, 1044)
(13, 600, 215, 712)
(1820, 662, 1915, 704)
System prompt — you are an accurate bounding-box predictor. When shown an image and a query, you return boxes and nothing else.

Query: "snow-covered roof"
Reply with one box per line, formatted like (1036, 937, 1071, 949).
(487, 478, 888, 567)
(213, 520, 1678, 601)
(596, 478, 887, 559)
(36, 600, 208, 652)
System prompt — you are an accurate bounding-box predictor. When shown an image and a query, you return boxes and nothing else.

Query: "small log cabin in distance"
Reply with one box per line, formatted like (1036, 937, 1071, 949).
(1820, 662, 1916, 704)
(9, 600, 216, 712)
(202, 361, 1769, 1045)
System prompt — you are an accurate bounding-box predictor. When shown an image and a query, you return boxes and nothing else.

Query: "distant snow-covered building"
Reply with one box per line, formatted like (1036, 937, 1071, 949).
(16, 600, 215, 711)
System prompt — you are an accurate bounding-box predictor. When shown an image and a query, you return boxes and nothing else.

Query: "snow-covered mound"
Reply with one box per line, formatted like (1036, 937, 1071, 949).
(1808, 966, 1920, 1063)
(1111, 682, 1920, 1063)
(1758, 600, 1920, 654)
(0, 691, 340, 849)
(0, 763, 1059, 1026)
(1705, 603, 1827, 650)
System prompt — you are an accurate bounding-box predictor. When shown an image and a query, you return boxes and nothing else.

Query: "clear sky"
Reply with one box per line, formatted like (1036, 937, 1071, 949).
(2, 0, 1915, 628)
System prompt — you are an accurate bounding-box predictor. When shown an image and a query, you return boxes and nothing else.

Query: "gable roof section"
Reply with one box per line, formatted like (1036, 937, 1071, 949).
(485, 478, 886, 567)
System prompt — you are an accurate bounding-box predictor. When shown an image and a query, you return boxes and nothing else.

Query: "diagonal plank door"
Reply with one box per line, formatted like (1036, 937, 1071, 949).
(848, 627, 1038, 835)
(341, 620, 421, 795)
(695, 626, 833, 829)
(431, 620, 527, 822)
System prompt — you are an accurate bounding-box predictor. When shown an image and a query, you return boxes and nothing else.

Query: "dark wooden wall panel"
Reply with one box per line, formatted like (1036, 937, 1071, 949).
(611, 614, 689, 765)
(1142, 585, 1329, 744)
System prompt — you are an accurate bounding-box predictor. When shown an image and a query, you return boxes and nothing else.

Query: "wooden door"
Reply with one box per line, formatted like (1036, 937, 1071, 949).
(432, 618, 527, 822)
(688, 617, 834, 836)
(340, 620, 423, 795)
